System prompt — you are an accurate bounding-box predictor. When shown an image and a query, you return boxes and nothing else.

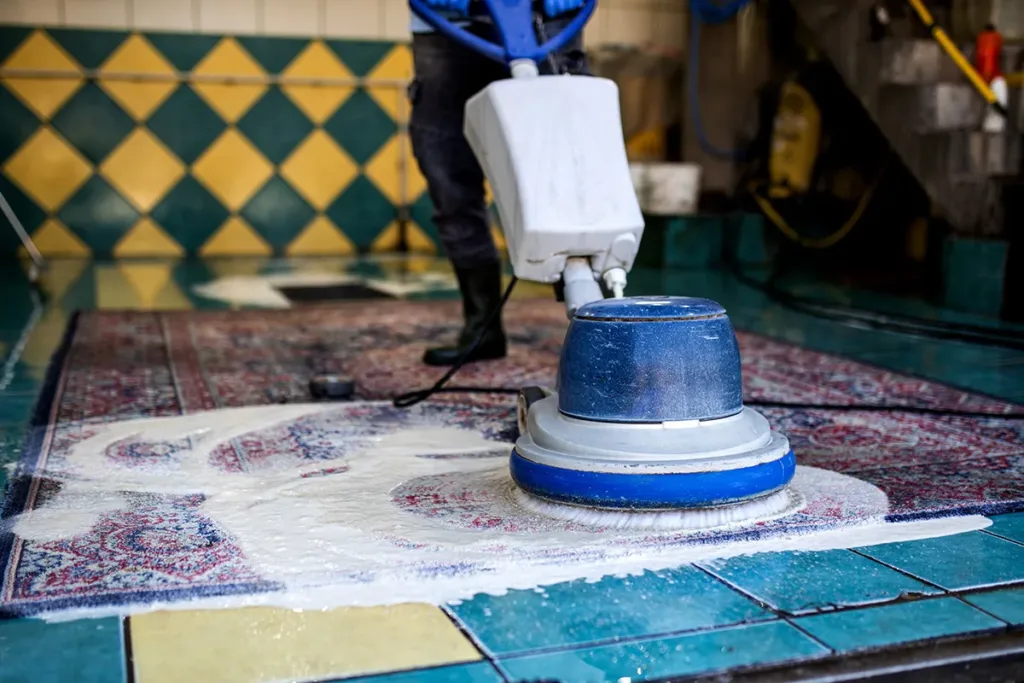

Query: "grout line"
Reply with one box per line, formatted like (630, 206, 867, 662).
(780, 614, 834, 653)
(440, 605, 515, 682)
(979, 528, 1024, 549)
(691, 562, 782, 615)
(57, 0, 67, 25)
(951, 592, 1013, 626)
(124, 0, 134, 29)
(254, 0, 265, 34)
(316, 0, 326, 38)
(122, 616, 136, 683)
(190, 0, 201, 33)
(848, 548, 951, 593)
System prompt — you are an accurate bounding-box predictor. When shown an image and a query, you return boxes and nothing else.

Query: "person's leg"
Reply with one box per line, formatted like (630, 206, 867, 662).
(410, 31, 507, 366)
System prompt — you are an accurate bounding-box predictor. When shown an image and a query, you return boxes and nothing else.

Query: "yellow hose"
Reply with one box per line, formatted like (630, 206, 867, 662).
(748, 156, 890, 250)
(906, 0, 1007, 116)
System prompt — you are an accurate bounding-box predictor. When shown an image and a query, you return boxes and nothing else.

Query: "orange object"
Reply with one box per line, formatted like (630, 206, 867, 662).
(975, 25, 1003, 83)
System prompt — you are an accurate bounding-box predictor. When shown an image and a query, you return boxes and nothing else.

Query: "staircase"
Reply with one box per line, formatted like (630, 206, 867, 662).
(788, 0, 1022, 237)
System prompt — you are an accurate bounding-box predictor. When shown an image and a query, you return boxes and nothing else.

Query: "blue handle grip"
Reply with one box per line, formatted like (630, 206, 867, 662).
(409, 0, 596, 65)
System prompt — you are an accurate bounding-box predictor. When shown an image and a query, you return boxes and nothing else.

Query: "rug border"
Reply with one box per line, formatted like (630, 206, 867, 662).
(0, 310, 80, 610)
(1, 305, 1022, 616)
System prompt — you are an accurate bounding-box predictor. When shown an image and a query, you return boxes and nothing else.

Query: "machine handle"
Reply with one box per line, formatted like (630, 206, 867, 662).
(408, 0, 596, 65)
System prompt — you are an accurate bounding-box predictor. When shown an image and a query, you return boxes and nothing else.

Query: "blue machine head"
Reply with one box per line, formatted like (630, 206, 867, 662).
(557, 296, 744, 423)
(408, 0, 596, 65)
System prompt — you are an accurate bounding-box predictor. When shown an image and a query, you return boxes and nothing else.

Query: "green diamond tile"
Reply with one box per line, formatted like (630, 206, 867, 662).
(58, 176, 140, 255)
(146, 85, 225, 164)
(237, 88, 313, 164)
(323, 88, 397, 165)
(145, 32, 221, 71)
(240, 176, 315, 251)
(324, 40, 393, 77)
(236, 36, 308, 74)
(410, 191, 441, 246)
(326, 175, 395, 249)
(0, 84, 39, 162)
(0, 175, 46, 251)
(51, 82, 134, 164)
(46, 28, 129, 69)
(0, 26, 33, 65)
(59, 266, 97, 312)
(151, 176, 230, 252)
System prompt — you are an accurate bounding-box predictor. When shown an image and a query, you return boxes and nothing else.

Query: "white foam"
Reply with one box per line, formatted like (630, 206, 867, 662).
(5, 403, 992, 622)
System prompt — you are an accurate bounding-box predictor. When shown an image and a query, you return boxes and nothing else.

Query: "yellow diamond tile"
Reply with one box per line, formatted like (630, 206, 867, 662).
(101, 128, 185, 212)
(96, 264, 140, 309)
(129, 604, 481, 683)
(491, 224, 506, 251)
(19, 307, 68, 375)
(3, 30, 80, 72)
(200, 217, 272, 256)
(34, 255, 89, 299)
(192, 129, 272, 211)
(205, 256, 270, 279)
(190, 36, 267, 123)
(279, 129, 357, 210)
(364, 134, 426, 206)
(367, 85, 406, 123)
(101, 80, 176, 121)
(193, 37, 265, 77)
(100, 34, 175, 74)
(117, 262, 191, 309)
(370, 221, 401, 252)
(282, 85, 353, 124)
(407, 222, 438, 254)
(3, 127, 92, 211)
(192, 82, 268, 123)
(366, 44, 412, 82)
(114, 218, 185, 258)
(372, 221, 437, 254)
(284, 40, 353, 80)
(28, 218, 90, 257)
(2, 77, 84, 120)
(287, 216, 355, 255)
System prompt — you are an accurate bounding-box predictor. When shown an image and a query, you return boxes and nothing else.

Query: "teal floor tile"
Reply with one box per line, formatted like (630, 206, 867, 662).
(336, 661, 503, 683)
(0, 392, 37, 426)
(500, 621, 827, 682)
(985, 513, 1024, 545)
(963, 586, 1024, 625)
(856, 532, 1024, 590)
(700, 549, 940, 615)
(795, 597, 1004, 653)
(448, 566, 772, 656)
(0, 616, 126, 683)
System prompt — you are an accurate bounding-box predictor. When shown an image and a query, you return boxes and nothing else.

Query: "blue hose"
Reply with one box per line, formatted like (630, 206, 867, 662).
(687, 0, 756, 161)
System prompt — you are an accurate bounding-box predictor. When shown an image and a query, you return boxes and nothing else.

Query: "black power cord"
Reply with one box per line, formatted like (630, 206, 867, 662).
(388, 271, 1024, 420)
(745, 400, 1024, 420)
(393, 276, 522, 408)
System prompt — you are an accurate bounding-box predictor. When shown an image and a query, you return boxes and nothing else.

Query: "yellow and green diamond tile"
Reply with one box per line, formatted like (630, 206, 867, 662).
(0, 27, 446, 258)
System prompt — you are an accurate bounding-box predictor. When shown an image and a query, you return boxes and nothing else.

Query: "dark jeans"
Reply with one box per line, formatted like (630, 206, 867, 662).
(409, 19, 586, 269)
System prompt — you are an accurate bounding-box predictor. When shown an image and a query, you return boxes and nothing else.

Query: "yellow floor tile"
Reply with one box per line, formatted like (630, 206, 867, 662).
(129, 604, 481, 683)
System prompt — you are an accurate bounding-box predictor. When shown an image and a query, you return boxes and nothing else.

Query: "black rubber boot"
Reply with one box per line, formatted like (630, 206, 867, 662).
(424, 263, 507, 366)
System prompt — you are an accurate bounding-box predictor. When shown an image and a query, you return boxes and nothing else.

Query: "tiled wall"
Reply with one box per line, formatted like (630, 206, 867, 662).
(0, 1, 686, 258)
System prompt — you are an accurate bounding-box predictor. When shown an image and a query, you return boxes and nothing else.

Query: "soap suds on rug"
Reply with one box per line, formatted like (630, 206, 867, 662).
(4, 402, 991, 621)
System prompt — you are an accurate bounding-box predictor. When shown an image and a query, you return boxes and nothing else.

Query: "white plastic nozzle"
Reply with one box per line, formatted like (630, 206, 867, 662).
(603, 267, 627, 298)
(510, 59, 540, 79)
(562, 257, 603, 317)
